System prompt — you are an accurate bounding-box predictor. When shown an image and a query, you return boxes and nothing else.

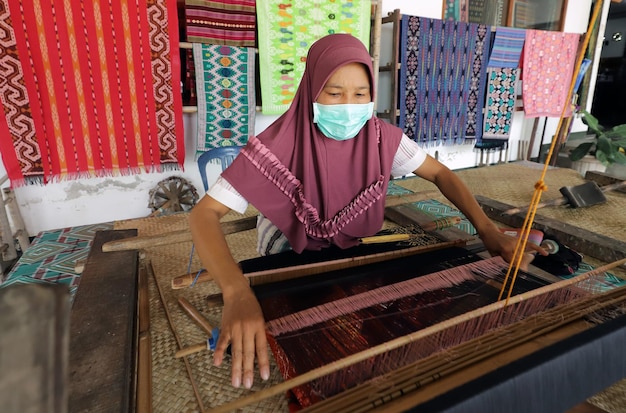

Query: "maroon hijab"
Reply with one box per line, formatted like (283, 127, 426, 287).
(221, 33, 403, 253)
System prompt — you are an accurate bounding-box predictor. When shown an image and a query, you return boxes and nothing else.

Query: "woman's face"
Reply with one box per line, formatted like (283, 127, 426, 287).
(316, 62, 371, 105)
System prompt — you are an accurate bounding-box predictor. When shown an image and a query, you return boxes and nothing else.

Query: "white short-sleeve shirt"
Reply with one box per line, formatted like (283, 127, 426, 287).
(207, 134, 427, 213)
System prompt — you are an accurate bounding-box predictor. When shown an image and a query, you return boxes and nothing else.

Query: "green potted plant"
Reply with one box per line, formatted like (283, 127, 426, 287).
(569, 109, 626, 167)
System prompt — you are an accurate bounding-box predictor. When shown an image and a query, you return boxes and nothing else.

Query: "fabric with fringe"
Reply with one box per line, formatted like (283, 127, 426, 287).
(0, 0, 184, 186)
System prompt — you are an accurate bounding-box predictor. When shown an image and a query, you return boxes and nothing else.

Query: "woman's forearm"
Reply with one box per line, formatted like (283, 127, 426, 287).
(188, 198, 250, 298)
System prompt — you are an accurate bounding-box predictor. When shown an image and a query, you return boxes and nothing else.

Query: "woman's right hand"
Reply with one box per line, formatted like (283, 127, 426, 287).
(189, 195, 270, 388)
(214, 284, 270, 389)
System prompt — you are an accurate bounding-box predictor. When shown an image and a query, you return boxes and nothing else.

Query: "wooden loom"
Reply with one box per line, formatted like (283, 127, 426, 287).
(94, 179, 626, 411)
(207, 242, 626, 413)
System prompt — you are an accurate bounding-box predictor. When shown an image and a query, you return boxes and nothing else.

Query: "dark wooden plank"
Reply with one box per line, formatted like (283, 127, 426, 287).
(0, 283, 70, 413)
(476, 195, 626, 264)
(69, 229, 138, 413)
(585, 171, 626, 194)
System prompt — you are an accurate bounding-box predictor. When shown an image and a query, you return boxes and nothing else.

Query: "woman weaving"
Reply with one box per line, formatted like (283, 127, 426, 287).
(189, 33, 545, 389)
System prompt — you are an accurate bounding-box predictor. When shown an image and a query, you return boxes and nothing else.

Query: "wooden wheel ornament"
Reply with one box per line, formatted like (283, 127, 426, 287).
(148, 176, 199, 216)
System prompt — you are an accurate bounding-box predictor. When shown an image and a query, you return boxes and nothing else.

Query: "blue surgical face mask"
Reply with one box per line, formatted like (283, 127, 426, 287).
(313, 102, 374, 141)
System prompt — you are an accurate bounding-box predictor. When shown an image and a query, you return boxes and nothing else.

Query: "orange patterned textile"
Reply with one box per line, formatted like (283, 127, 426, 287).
(0, 0, 184, 186)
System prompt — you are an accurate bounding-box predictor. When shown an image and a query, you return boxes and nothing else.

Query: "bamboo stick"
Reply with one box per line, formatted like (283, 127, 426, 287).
(205, 257, 626, 412)
(171, 239, 466, 289)
(177, 297, 216, 336)
(175, 343, 208, 359)
(149, 261, 206, 412)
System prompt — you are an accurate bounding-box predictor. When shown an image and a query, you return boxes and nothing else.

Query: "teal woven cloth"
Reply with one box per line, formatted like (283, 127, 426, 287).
(193, 44, 256, 156)
(255, 0, 371, 114)
(0, 222, 113, 301)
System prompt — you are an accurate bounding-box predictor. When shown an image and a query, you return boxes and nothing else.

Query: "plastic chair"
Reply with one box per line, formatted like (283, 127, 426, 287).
(197, 146, 242, 191)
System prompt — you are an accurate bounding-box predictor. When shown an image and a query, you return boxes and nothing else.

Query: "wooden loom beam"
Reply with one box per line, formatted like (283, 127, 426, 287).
(172, 239, 466, 289)
(68, 230, 138, 412)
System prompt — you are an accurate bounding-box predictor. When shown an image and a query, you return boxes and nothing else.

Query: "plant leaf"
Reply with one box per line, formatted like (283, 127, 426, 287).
(607, 124, 626, 138)
(613, 151, 626, 165)
(595, 149, 610, 165)
(596, 135, 613, 154)
(569, 142, 594, 161)
(580, 110, 605, 135)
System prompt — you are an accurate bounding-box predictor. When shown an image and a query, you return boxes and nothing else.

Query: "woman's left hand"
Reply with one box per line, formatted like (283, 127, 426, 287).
(480, 229, 548, 271)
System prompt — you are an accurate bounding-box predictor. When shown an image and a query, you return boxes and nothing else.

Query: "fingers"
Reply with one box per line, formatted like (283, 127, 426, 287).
(213, 332, 230, 367)
(220, 326, 267, 389)
(242, 329, 256, 389)
(256, 332, 270, 382)
(230, 333, 243, 388)
(520, 253, 534, 271)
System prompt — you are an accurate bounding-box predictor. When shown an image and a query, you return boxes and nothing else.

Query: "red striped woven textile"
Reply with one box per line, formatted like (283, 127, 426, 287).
(184, 0, 256, 47)
(0, 0, 184, 186)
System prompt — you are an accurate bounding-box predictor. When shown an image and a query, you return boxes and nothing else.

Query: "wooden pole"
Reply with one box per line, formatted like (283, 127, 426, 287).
(0, 189, 17, 261)
(171, 239, 466, 290)
(136, 262, 152, 413)
(3, 188, 30, 252)
(177, 297, 216, 337)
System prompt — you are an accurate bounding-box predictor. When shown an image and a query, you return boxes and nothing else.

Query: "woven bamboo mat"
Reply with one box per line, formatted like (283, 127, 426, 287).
(113, 161, 626, 412)
(115, 210, 288, 412)
(395, 161, 625, 243)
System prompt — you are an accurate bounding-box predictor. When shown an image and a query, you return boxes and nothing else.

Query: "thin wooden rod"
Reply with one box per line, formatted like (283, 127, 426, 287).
(205, 257, 626, 412)
(172, 239, 466, 289)
(101, 216, 257, 252)
(149, 261, 206, 412)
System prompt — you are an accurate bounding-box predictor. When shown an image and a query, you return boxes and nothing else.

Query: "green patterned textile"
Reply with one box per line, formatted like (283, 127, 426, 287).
(255, 0, 371, 114)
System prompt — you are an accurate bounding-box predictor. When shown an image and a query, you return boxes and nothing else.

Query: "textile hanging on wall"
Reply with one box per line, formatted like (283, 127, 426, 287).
(0, 0, 184, 186)
(483, 68, 520, 140)
(522, 30, 580, 118)
(184, 0, 256, 47)
(464, 23, 491, 140)
(487, 27, 526, 68)
(255, 0, 371, 115)
(482, 27, 525, 141)
(443, 0, 468, 22)
(399, 16, 490, 145)
(192, 44, 256, 155)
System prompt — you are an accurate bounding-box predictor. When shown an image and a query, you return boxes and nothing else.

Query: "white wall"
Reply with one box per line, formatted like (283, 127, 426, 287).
(0, 0, 599, 236)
